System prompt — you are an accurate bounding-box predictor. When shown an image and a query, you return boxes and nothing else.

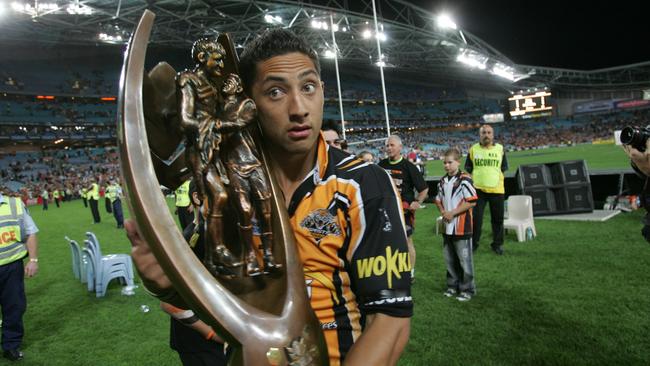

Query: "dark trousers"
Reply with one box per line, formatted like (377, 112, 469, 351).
(178, 348, 227, 366)
(177, 206, 193, 231)
(112, 199, 124, 227)
(472, 190, 505, 248)
(82, 198, 88, 207)
(42, 200, 48, 211)
(89, 199, 101, 223)
(54, 198, 60, 208)
(0, 260, 26, 351)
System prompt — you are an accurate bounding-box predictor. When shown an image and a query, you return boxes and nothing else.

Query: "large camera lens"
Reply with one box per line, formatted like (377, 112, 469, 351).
(621, 126, 649, 152)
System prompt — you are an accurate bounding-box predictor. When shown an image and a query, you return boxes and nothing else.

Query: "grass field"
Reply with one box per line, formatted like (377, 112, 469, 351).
(425, 143, 630, 177)
(13, 193, 650, 365)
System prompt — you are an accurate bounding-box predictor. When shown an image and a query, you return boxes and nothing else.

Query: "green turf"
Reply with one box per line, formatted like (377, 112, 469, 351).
(425, 143, 630, 177)
(14, 197, 650, 365)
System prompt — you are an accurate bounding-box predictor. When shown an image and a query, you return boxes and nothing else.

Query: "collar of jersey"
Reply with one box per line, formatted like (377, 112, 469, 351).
(388, 156, 403, 165)
(307, 132, 329, 185)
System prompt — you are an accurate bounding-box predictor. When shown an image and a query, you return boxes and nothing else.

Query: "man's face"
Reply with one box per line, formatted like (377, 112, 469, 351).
(385, 138, 402, 160)
(250, 52, 324, 156)
(323, 130, 341, 149)
(480, 126, 494, 146)
(443, 156, 460, 175)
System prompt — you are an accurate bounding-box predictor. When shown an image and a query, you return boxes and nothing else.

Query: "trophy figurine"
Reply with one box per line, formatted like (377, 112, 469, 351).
(118, 10, 327, 365)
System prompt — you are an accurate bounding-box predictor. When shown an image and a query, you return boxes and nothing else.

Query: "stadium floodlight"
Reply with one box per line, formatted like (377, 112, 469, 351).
(437, 14, 457, 30)
(491, 63, 517, 81)
(376, 31, 387, 42)
(98, 32, 123, 43)
(456, 49, 487, 70)
(323, 49, 337, 59)
(362, 29, 372, 39)
(66, 3, 93, 15)
(264, 14, 283, 25)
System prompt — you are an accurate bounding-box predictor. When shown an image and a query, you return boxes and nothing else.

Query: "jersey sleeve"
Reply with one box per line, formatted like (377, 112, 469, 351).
(347, 167, 413, 318)
(461, 176, 478, 202)
(409, 162, 428, 193)
(435, 179, 443, 203)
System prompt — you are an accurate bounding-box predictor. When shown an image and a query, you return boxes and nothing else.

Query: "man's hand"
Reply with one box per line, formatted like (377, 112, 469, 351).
(24, 261, 38, 278)
(125, 219, 172, 295)
(623, 141, 650, 176)
(442, 211, 455, 223)
(408, 201, 422, 211)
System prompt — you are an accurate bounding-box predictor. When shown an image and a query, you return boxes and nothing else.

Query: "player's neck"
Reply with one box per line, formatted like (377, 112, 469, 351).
(480, 142, 493, 148)
(269, 146, 318, 208)
(448, 169, 459, 176)
(389, 155, 403, 163)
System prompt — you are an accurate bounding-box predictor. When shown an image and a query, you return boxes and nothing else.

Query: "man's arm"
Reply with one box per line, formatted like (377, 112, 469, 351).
(178, 77, 200, 132)
(160, 302, 225, 343)
(409, 188, 428, 211)
(464, 150, 473, 173)
(24, 234, 38, 277)
(501, 150, 509, 172)
(343, 313, 410, 366)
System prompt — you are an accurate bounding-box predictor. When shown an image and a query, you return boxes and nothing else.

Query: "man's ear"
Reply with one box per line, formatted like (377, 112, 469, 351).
(191, 191, 201, 206)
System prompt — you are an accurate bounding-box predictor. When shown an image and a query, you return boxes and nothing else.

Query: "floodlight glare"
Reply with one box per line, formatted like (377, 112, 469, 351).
(324, 50, 337, 59)
(456, 50, 487, 70)
(376, 32, 387, 41)
(362, 29, 372, 39)
(437, 14, 457, 30)
(264, 14, 282, 24)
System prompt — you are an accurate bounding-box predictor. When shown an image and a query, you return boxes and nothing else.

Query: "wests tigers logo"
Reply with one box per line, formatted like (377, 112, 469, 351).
(300, 209, 341, 245)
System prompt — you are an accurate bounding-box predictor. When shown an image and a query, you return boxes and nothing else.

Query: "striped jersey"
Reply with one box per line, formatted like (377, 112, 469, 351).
(435, 171, 478, 238)
(288, 134, 413, 365)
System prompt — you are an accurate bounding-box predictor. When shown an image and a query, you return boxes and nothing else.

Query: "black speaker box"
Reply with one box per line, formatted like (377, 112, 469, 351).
(524, 188, 556, 215)
(518, 164, 549, 188)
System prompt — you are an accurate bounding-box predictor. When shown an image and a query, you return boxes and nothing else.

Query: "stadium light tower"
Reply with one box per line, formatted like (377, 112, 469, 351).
(371, 0, 391, 137)
(329, 14, 347, 139)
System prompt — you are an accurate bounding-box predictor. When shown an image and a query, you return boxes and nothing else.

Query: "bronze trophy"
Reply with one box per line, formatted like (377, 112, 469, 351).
(118, 10, 328, 366)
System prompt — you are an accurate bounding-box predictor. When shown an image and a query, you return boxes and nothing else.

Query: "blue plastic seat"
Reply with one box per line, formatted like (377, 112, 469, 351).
(65, 236, 81, 280)
(82, 233, 134, 298)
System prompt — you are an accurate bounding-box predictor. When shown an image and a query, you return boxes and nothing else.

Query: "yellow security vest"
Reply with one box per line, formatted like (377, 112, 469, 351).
(88, 183, 100, 200)
(80, 188, 87, 199)
(53, 190, 60, 199)
(106, 184, 121, 203)
(0, 197, 27, 266)
(175, 180, 191, 208)
(469, 143, 505, 194)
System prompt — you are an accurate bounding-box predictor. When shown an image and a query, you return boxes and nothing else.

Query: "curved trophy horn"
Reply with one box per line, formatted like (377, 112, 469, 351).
(118, 10, 327, 365)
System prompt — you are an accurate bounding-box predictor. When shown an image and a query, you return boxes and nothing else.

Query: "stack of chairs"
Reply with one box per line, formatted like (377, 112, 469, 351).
(65, 232, 134, 297)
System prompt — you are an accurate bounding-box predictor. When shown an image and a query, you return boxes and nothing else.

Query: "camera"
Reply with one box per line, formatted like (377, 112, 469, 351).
(620, 125, 650, 152)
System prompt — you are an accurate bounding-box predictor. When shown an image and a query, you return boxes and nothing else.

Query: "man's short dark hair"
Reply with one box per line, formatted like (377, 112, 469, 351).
(239, 28, 320, 94)
(321, 119, 341, 136)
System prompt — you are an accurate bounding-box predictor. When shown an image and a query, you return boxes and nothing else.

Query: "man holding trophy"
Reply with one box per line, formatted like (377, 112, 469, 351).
(124, 27, 412, 366)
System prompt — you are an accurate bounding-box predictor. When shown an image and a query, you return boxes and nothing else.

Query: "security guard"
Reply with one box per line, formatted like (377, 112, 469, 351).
(106, 179, 124, 229)
(87, 179, 101, 224)
(465, 124, 508, 255)
(0, 191, 39, 361)
(174, 180, 192, 230)
(52, 189, 60, 208)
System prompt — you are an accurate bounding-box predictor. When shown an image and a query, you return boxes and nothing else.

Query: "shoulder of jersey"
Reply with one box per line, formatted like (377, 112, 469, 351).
(460, 172, 472, 179)
(329, 148, 383, 180)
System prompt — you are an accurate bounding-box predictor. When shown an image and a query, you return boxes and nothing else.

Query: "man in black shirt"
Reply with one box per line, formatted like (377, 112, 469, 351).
(379, 135, 429, 281)
(160, 180, 228, 366)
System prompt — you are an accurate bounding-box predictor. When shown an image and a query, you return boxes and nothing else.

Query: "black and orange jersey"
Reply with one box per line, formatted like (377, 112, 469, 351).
(288, 135, 413, 365)
(378, 157, 428, 204)
(435, 171, 478, 238)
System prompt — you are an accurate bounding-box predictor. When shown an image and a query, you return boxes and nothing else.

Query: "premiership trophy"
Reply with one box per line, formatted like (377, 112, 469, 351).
(117, 10, 328, 365)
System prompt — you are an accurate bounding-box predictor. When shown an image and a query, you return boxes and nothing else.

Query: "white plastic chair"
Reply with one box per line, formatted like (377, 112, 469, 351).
(435, 216, 444, 235)
(503, 195, 537, 242)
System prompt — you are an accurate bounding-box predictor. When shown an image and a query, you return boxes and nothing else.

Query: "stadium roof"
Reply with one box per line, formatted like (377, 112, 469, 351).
(1, 0, 649, 91)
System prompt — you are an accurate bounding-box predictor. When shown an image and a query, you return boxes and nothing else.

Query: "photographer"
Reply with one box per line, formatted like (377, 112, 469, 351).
(622, 136, 650, 242)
